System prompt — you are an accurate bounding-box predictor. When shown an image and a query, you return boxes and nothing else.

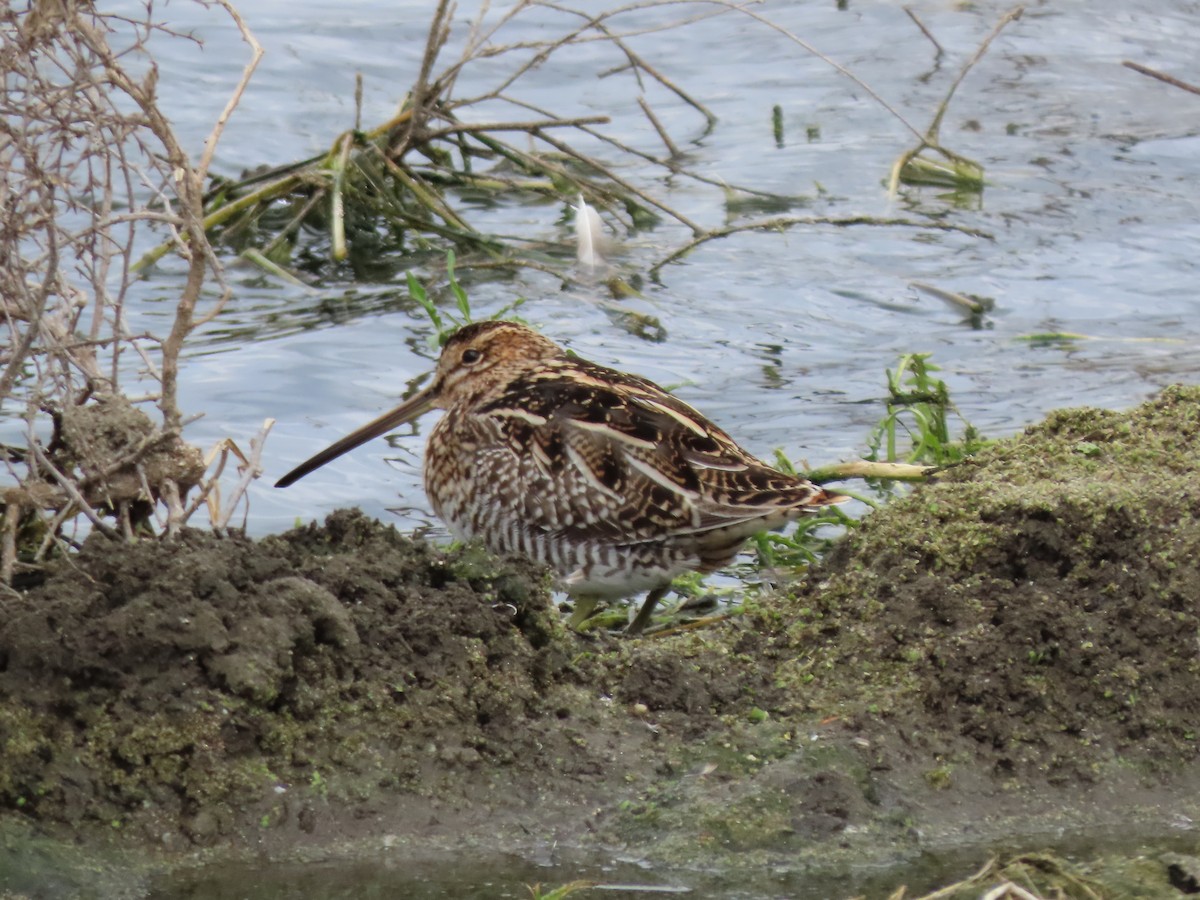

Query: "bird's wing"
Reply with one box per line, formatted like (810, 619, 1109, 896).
(476, 363, 839, 546)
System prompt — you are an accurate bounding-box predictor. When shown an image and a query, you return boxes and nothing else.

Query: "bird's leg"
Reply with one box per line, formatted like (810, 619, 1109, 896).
(626, 585, 668, 636)
(567, 595, 599, 631)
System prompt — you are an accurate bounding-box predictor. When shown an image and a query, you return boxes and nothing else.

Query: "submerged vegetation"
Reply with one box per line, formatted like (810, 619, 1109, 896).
(134, 1, 1019, 287)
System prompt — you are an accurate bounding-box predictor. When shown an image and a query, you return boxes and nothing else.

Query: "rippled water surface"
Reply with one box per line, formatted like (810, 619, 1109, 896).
(130, 0, 1200, 537)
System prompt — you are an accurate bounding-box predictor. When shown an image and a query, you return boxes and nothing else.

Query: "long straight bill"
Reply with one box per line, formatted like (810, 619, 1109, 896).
(274, 385, 437, 488)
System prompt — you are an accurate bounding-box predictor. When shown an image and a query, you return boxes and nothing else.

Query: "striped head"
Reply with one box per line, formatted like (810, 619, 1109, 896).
(430, 321, 565, 412)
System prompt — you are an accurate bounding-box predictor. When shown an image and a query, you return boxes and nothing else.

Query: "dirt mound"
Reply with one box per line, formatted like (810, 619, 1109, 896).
(585, 386, 1200, 868)
(0, 511, 590, 846)
(770, 383, 1200, 778)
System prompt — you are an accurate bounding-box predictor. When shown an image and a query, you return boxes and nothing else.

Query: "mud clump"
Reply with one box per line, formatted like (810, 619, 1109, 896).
(0, 511, 582, 847)
(56, 395, 206, 510)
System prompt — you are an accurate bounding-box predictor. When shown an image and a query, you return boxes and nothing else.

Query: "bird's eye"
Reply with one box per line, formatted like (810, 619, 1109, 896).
(461, 348, 482, 365)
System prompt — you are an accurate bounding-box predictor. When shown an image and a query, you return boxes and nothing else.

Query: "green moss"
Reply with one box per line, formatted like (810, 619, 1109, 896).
(697, 791, 795, 851)
(924, 766, 952, 789)
(764, 385, 1200, 771)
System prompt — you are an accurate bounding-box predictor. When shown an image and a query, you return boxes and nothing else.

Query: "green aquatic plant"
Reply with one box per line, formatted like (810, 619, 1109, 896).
(408, 250, 526, 347)
(866, 353, 987, 467)
(406, 250, 474, 347)
(755, 352, 987, 573)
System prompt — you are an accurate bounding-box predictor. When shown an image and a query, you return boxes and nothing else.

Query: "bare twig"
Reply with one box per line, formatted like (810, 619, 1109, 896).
(910, 281, 988, 315)
(1123, 60, 1200, 96)
(980, 884, 1041, 900)
(0, 229, 58, 401)
(925, 6, 1023, 142)
(33, 504, 79, 564)
(591, 17, 717, 130)
(806, 460, 936, 484)
(908, 857, 998, 900)
(195, 1, 263, 180)
(0, 1, 268, 573)
(27, 441, 118, 540)
(498, 93, 793, 200)
(533, 129, 704, 234)
(650, 215, 994, 277)
(396, 0, 454, 155)
(32, 504, 74, 564)
(449, 2, 716, 109)
(888, 6, 1023, 195)
(904, 6, 944, 59)
(422, 115, 612, 141)
(330, 131, 353, 262)
(0, 501, 17, 585)
(215, 419, 275, 530)
(185, 442, 234, 523)
(638, 96, 681, 157)
(718, 1, 924, 143)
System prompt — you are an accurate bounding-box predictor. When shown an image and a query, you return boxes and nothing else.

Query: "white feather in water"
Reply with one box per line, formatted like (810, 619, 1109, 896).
(573, 194, 605, 269)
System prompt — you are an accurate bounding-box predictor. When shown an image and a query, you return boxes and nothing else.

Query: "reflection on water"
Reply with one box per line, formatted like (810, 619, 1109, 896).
(141, 847, 989, 899)
(147, 830, 1200, 899)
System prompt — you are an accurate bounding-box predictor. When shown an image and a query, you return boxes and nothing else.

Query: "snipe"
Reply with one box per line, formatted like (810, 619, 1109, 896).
(276, 321, 844, 633)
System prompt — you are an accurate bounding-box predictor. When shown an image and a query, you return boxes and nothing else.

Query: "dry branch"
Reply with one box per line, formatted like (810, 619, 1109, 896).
(0, 1, 270, 580)
(806, 460, 935, 485)
(904, 6, 944, 59)
(889, 6, 1024, 195)
(650, 216, 995, 278)
(1123, 60, 1200, 96)
(174, 0, 1004, 296)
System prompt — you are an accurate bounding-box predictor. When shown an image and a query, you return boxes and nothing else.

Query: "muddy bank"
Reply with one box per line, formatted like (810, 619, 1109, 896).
(1, 386, 1199, 896)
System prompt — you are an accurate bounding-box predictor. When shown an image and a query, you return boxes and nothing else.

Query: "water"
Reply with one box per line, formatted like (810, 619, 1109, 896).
(143, 831, 1200, 898)
(130, 0, 1200, 536)
(11, 0, 1200, 893)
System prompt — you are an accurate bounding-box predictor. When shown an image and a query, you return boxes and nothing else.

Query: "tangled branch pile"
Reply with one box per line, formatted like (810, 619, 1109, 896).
(0, 2, 262, 582)
(163, 0, 1012, 286)
(176, 0, 750, 282)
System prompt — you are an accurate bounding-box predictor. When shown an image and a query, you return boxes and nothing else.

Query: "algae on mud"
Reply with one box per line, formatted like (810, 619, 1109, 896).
(1, 388, 1199, 895)
(775, 383, 1200, 776)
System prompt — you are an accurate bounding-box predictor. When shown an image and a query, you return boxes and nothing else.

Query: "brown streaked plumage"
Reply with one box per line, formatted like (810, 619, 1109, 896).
(276, 321, 844, 633)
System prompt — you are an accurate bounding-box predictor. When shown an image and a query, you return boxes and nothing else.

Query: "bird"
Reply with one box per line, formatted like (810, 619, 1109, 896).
(276, 321, 845, 634)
